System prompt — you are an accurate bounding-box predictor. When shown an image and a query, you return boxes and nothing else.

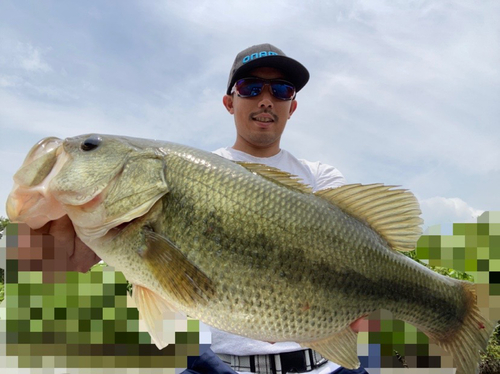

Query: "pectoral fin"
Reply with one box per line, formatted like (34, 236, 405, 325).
(141, 229, 215, 308)
(300, 326, 360, 369)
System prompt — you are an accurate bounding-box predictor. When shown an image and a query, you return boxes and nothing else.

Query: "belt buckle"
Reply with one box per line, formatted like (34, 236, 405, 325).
(314, 357, 328, 367)
(278, 350, 309, 373)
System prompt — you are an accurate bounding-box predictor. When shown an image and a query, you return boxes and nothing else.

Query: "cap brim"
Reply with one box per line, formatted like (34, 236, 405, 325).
(226, 55, 310, 95)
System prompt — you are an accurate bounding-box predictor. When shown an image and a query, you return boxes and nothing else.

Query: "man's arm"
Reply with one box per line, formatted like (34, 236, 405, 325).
(312, 162, 347, 191)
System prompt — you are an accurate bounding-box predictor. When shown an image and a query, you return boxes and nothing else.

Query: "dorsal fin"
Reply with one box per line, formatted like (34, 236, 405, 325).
(236, 162, 312, 194)
(315, 184, 423, 251)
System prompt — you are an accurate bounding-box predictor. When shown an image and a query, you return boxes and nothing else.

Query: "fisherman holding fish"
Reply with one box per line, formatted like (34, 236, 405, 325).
(208, 44, 367, 374)
(8, 44, 495, 374)
(27, 43, 367, 374)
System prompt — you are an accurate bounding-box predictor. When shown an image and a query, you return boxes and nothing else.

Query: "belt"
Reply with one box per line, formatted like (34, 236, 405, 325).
(217, 349, 328, 374)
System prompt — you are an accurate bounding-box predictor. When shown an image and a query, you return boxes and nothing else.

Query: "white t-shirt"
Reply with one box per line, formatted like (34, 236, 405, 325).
(212, 147, 346, 192)
(205, 147, 347, 374)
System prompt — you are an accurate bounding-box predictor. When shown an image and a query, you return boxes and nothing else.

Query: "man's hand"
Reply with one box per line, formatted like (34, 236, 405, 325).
(34, 215, 101, 273)
(350, 316, 367, 333)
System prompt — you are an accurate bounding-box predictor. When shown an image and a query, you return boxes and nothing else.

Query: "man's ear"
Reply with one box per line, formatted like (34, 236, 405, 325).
(223, 95, 234, 114)
(288, 99, 298, 119)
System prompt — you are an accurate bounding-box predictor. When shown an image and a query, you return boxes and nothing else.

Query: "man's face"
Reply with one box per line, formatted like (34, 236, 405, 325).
(223, 67, 298, 154)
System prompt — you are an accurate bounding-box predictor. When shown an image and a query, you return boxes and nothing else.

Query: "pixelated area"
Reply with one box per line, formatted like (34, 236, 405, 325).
(417, 211, 500, 322)
(0, 223, 210, 373)
(359, 211, 500, 374)
(357, 310, 446, 370)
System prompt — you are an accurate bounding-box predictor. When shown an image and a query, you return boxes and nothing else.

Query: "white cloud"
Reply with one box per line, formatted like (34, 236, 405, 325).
(18, 43, 52, 72)
(420, 196, 484, 228)
(0, 38, 52, 73)
(0, 75, 22, 88)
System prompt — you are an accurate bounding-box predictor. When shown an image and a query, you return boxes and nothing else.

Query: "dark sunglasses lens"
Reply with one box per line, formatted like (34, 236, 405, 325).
(236, 80, 264, 97)
(271, 83, 295, 100)
(235, 79, 295, 100)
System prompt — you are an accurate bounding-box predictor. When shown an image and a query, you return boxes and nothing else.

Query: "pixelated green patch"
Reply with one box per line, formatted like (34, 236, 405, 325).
(367, 218, 500, 369)
(1, 260, 203, 368)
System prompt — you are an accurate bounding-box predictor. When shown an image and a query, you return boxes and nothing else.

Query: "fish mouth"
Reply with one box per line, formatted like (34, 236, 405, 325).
(6, 137, 110, 232)
(6, 136, 111, 231)
(7, 137, 67, 229)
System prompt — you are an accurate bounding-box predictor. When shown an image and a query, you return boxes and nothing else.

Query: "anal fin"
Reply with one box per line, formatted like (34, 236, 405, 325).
(300, 326, 360, 369)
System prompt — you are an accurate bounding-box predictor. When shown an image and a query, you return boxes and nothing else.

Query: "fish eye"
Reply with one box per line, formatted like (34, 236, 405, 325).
(81, 135, 102, 151)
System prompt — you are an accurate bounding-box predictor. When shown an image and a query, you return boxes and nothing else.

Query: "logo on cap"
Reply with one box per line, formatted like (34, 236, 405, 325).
(242, 51, 279, 64)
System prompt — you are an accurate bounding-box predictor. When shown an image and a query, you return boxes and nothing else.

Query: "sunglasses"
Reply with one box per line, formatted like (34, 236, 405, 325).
(232, 78, 296, 101)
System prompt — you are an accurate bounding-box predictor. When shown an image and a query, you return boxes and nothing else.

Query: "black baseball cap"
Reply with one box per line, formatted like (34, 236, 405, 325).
(226, 43, 310, 95)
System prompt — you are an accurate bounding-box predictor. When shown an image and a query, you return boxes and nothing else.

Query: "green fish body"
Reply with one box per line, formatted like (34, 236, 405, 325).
(7, 134, 496, 374)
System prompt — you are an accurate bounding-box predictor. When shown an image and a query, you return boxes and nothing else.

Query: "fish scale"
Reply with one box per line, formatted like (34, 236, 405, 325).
(6, 134, 496, 374)
(154, 146, 450, 339)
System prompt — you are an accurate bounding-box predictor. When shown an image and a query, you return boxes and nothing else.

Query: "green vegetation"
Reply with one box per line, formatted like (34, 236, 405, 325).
(0, 217, 7, 300)
(480, 324, 500, 374)
(0, 216, 8, 239)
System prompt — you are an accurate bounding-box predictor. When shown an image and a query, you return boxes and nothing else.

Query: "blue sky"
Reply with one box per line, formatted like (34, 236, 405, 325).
(1, 0, 499, 229)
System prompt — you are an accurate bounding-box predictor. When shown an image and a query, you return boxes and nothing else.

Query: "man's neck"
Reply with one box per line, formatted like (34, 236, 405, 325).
(232, 143, 281, 158)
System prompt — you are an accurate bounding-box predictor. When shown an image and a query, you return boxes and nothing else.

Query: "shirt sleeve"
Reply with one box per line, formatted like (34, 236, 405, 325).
(301, 160, 347, 191)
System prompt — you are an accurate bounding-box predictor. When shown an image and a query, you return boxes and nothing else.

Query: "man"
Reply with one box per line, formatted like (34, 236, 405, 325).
(24, 44, 368, 374)
(207, 44, 368, 374)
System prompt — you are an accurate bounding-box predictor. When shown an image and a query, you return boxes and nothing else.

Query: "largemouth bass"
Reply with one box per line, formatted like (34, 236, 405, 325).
(6, 134, 496, 374)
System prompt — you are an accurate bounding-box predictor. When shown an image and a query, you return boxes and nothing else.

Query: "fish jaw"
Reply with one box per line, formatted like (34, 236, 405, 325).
(6, 136, 108, 231)
(6, 137, 68, 228)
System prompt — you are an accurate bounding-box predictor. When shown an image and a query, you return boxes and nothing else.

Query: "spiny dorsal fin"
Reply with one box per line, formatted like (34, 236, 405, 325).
(236, 162, 312, 194)
(315, 184, 423, 252)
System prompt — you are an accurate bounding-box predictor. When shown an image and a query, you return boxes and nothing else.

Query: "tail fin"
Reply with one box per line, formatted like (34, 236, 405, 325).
(428, 282, 496, 374)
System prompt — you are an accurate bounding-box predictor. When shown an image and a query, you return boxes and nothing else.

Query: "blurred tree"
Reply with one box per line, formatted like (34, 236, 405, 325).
(0, 216, 9, 239)
(0, 217, 7, 289)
